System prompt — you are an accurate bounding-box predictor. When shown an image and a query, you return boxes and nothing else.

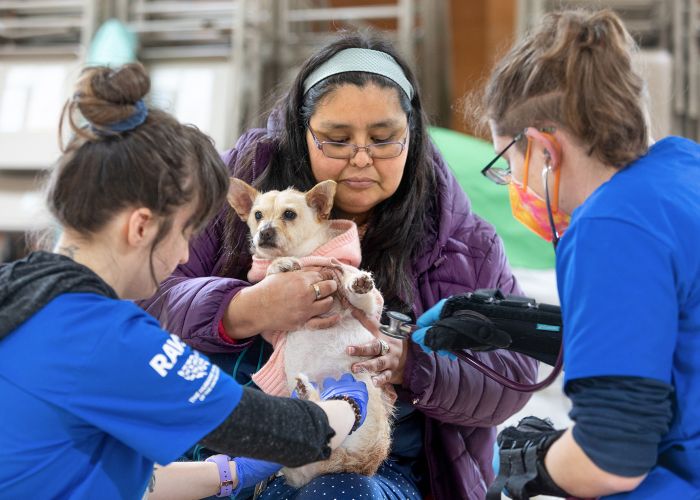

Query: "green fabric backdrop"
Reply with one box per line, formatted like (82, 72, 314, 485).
(429, 126, 555, 269)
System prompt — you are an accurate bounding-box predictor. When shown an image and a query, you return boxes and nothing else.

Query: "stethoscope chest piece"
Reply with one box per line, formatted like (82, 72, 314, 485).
(379, 310, 413, 339)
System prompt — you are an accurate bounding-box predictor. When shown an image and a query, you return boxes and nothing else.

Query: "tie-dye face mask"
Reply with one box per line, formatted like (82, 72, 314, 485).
(508, 135, 570, 242)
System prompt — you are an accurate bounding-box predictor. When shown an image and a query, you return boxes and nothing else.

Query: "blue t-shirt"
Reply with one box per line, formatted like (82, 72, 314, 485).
(0, 293, 243, 499)
(556, 137, 700, 498)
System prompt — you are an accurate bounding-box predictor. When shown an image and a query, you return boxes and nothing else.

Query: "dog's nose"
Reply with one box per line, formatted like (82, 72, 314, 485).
(258, 227, 276, 247)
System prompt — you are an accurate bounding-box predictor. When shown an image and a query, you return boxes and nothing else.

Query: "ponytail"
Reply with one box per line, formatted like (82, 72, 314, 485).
(483, 9, 648, 168)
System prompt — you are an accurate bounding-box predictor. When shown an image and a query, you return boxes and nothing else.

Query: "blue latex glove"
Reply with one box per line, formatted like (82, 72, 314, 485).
(232, 457, 281, 496)
(411, 298, 457, 360)
(319, 373, 369, 432)
(416, 298, 448, 328)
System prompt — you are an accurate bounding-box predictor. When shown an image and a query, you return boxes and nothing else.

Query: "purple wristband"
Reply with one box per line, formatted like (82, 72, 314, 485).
(205, 454, 234, 497)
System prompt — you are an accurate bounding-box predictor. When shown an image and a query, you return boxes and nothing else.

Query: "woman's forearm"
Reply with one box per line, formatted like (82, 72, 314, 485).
(545, 428, 646, 497)
(147, 400, 352, 500)
(222, 286, 264, 339)
(317, 399, 355, 448)
(201, 387, 354, 467)
(222, 269, 338, 339)
(146, 460, 238, 500)
(146, 401, 352, 500)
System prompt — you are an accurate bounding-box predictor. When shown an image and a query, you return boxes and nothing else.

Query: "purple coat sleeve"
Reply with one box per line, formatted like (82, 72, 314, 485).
(398, 150, 538, 427)
(139, 133, 264, 353)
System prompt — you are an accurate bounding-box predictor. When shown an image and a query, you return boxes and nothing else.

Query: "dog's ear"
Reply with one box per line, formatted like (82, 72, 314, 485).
(227, 177, 259, 221)
(305, 180, 337, 220)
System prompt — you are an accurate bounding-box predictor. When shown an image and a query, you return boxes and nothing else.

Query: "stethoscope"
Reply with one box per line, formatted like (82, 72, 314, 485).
(376, 164, 565, 393)
(379, 310, 563, 393)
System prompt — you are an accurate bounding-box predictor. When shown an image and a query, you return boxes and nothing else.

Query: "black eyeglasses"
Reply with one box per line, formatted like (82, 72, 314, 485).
(308, 127, 408, 160)
(480, 131, 524, 185)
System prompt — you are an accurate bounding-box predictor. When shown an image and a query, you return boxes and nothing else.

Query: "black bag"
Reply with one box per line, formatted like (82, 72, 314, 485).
(425, 289, 562, 366)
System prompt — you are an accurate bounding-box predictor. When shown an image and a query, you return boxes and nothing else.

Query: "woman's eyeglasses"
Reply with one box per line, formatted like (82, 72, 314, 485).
(308, 127, 407, 160)
(480, 131, 524, 185)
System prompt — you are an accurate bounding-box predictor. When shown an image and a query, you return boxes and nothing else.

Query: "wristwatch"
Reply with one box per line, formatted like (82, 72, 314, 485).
(205, 454, 234, 497)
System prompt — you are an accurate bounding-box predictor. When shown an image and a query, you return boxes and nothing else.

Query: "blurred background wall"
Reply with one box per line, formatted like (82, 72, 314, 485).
(0, 0, 682, 266)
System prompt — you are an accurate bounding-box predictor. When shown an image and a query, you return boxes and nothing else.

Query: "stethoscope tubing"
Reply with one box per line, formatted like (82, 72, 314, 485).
(384, 322, 564, 393)
(454, 344, 563, 393)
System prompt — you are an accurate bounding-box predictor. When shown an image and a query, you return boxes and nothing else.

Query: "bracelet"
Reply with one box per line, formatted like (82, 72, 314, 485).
(205, 454, 234, 497)
(329, 395, 362, 434)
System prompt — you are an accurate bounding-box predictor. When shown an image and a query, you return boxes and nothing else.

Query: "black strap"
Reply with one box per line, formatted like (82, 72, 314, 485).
(487, 442, 543, 499)
(425, 311, 511, 351)
(429, 290, 562, 366)
(487, 417, 568, 499)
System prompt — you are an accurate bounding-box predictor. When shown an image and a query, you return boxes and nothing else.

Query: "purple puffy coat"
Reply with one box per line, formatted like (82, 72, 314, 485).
(142, 127, 537, 499)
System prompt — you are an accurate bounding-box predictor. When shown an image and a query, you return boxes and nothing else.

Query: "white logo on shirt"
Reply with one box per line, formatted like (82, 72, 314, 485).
(189, 365, 220, 403)
(149, 334, 187, 377)
(177, 352, 210, 381)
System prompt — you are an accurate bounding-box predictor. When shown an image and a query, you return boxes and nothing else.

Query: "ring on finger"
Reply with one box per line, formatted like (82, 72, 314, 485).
(378, 338, 390, 356)
(312, 283, 322, 301)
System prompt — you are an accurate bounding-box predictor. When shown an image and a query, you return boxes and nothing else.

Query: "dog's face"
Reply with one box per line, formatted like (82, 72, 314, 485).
(227, 178, 337, 259)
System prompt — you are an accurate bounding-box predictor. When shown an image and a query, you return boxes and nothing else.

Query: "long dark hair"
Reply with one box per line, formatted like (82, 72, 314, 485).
(49, 63, 229, 287)
(223, 31, 438, 312)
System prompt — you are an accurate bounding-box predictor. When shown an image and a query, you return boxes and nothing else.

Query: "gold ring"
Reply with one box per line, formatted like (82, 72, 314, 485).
(312, 283, 322, 301)
(378, 339, 389, 356)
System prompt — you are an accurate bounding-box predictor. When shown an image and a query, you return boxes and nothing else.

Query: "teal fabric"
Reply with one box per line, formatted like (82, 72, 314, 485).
(429, 126, 555, 269)
(87, 19, 138, 68)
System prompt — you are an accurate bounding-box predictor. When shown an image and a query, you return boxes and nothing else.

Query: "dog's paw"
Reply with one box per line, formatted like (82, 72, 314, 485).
(351, 273, 374, 295)
(294, 373, 320, 402)
(268, 257, 302, 275)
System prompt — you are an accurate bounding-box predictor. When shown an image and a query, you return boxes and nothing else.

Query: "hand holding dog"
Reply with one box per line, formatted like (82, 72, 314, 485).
(320, 373, 369, 430)
(291, 373, 369, 432)
(224, 270, 339, 338)
(347, 314, 408, 387)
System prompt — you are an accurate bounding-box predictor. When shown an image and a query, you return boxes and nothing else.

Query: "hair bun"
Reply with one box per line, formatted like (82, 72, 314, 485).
(578, 22, 604, 49)
(73, 63, 150, 128)
(577, 11, 629, 51)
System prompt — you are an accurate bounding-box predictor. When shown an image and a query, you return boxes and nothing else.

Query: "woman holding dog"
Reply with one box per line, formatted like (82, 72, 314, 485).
(143, 32, 538, 499)
(418, 9, 700, 499)
(0, 63, 371, 499)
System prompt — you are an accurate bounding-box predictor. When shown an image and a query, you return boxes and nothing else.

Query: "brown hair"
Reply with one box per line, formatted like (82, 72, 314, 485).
(483, 9, 648, 167)
(48, 63, 228, 280)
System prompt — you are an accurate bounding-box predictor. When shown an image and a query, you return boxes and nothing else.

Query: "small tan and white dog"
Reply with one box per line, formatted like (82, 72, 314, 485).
(227, 178, 393, 487)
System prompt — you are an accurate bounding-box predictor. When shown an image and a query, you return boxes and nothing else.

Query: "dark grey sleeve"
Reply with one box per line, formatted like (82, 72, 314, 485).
(200, 387, 335, 467)
(565, 376, 674, 477)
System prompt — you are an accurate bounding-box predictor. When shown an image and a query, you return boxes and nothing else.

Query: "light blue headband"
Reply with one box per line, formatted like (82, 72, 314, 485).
(303, 48, 414, 99)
